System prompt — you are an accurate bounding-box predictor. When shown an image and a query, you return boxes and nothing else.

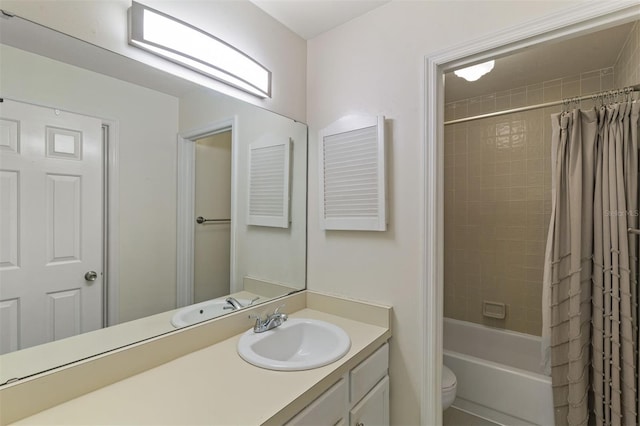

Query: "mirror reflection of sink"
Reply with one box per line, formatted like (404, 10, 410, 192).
(237, 318, 351, 371)
(171, 298, 253, 328)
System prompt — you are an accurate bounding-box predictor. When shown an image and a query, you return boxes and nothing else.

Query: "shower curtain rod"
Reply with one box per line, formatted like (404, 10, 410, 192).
(444, 85, 639, 126)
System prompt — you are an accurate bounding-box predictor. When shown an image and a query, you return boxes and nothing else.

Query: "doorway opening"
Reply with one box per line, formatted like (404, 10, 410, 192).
(193, 130, 232, 304)
(422, 3, 640, 426)
(176, 118, 238, 308)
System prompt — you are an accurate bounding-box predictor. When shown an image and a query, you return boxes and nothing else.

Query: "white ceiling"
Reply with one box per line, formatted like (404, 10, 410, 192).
(445, 22, 637, 102)
(250, 0, 390, 40)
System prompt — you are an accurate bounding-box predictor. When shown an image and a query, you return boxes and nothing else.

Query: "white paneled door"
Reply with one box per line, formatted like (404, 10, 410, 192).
(0, 99, 103, 355)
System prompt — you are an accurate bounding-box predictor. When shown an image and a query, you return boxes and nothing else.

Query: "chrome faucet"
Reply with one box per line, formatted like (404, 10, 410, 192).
(224, 296, 260, 310)
(251, 305, 288, 333)
(224, 297, 244, 310)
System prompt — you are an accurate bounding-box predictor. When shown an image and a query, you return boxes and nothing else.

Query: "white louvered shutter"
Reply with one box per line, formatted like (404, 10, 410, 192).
(319, 115, 387, 231)
(247, 136, 291, 228)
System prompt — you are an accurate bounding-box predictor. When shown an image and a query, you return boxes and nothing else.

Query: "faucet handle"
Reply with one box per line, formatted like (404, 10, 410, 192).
(248, 312, 264, 323)
(274, 304, 286, 314)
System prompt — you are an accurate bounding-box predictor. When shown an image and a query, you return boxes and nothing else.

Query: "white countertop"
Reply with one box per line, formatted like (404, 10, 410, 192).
(0, 291, 268, 385)
(13, 308, 390, 425)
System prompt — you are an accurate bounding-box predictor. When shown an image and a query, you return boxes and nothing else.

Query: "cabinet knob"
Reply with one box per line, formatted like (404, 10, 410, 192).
(356, 423, 365, 426)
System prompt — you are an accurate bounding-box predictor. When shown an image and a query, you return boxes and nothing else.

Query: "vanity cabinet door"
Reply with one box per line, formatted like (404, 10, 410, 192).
(349, 375, 389, 426)
(285, 376, 348, 426)
(350, 343, 388, 404)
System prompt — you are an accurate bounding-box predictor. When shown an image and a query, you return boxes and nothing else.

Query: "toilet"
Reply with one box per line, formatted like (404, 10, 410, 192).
(442, 365, 457, 410)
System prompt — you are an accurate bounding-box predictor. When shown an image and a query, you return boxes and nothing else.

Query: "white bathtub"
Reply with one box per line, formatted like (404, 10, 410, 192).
(443, 318, 554, 426)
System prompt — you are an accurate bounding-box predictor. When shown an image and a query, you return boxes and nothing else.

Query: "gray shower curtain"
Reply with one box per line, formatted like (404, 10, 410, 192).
(543, 101, 639, 426)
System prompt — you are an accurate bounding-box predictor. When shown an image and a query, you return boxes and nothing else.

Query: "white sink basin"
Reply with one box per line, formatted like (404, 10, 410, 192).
(171, 298, 252, 328)
(237, 318, 351, 371)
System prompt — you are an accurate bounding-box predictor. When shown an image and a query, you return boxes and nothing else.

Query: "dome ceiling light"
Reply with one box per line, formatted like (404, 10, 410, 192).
(453, 60, 495, 82)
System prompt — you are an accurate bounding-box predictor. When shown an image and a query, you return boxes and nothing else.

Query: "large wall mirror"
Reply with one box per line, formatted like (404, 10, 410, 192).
(0, 14, 307, 384)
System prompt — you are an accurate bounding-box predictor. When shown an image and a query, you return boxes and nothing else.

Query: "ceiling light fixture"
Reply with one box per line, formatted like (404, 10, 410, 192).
(128, 1, 271, 98)
(454, 60, 495, 82)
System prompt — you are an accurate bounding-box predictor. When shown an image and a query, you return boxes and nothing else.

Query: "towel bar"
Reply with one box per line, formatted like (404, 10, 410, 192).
(196, 216, 231, 224)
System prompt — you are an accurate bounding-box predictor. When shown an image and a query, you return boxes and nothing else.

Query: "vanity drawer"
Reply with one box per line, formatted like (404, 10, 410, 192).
(350, 342, 388, 404)
(285, 376, 348, 425)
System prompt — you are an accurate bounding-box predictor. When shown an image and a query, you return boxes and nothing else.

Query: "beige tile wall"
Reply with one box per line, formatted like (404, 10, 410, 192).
(614, 21, 639, 89)
(443, 65, 621, 336)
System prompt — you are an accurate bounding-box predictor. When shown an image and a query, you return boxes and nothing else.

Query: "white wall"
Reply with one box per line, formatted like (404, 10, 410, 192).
(306, 1, 588, 424)
(0, 45, 179, 323)
(179, 89, 307, 292)
(0, 0, 307, 122)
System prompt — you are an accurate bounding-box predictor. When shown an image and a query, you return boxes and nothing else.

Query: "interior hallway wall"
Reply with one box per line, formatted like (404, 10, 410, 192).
(179, 89, 308, 292)
(306, 1, 590, 423)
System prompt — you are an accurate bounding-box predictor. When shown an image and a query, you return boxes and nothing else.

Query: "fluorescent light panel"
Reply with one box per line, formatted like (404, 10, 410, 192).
(129, 1, 271, 98)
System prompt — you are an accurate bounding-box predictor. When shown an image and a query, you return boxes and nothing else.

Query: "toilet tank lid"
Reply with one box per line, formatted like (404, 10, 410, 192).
(442, 366, 457, 390)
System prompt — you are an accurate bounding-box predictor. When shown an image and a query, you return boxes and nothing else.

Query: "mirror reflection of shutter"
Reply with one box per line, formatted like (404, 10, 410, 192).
(247, 136, 291, 228)
(319, 115, 387, 231)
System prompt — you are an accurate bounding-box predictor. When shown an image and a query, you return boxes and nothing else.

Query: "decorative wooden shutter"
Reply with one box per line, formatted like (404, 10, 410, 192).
(247, 136, 291, 228)
(319, 115, 387, 231)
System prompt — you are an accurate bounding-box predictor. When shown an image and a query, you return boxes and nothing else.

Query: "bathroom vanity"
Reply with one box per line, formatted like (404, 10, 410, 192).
(286, 342, 389, 425)
(2, 291, 391, 425)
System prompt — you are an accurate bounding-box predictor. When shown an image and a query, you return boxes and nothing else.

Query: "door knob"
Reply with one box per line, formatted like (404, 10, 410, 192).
(84, 271, 98, 281)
